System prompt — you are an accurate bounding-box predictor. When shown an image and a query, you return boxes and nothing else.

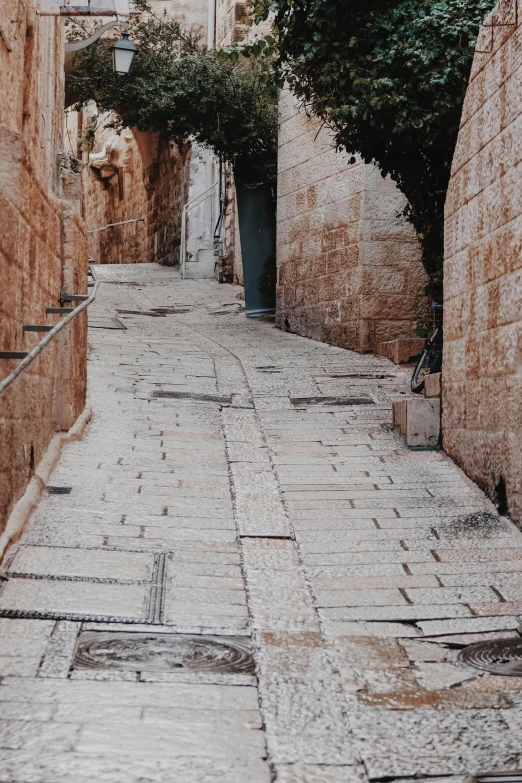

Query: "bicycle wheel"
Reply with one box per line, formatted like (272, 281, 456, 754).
(411, 349, 431, 393)
(411, 347, 441, 393)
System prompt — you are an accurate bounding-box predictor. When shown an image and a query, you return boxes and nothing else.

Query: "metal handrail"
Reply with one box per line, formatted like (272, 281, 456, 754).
(87, 218, 145, 234)
(184, 182, 219, 210)
(0, 277, 100, 399)
(180, 181, 218, 280)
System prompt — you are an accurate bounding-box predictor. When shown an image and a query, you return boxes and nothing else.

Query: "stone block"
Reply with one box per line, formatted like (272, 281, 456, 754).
(375, 337, 425, 364)
(393, 398, 442, 449)
(362, 266, 408, 295)
(424, 373, 441, 398)
(373, 319, 413, 345)
(365, 294, 426, 322)
(392, 400, 408, 435)
(405, 398, 441, 449)
(0, 125, 22, 208)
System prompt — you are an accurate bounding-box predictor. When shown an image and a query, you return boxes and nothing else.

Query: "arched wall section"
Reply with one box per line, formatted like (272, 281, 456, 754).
(65, 107, 191, 265)
(443, 1, 522, 524)
(60, 0, 209, 267)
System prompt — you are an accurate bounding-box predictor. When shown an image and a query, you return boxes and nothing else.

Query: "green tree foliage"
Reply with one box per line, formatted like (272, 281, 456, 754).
(66, 4, 278, 184)
(244, 0, 495, 290)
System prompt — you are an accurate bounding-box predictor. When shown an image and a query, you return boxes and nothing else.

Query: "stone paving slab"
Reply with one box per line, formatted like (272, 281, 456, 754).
(7, 546, 153, 581)
(0, 750, 272, 783)
(351, 708, 522, 777)
(0, 579, 148, 620)
(1, 266, 521, 783)
(274, 764, 367, 783)
(76, 719, 267, 759)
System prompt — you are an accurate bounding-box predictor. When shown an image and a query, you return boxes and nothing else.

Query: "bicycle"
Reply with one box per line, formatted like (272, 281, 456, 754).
(411, 303, 443, 394)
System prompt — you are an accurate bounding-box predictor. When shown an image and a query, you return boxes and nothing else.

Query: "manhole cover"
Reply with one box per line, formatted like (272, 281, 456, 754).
(458, 638, 522, 676)
(74, 631, 255, 674)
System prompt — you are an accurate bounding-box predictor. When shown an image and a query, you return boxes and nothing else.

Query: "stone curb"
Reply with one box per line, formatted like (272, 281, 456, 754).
(0, 405, 92, 564)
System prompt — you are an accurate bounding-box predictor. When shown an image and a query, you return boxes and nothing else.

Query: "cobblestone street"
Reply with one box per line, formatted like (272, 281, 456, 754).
(1, 263, 522, 782)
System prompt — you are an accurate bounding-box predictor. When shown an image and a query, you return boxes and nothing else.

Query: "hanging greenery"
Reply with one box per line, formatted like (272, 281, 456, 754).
(66, 2, 279, 185)
(234, 0, 495, 292)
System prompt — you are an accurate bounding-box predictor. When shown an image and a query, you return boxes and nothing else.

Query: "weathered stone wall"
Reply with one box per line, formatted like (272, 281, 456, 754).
(68, 107, 191, 266)
(216, 0, 249, 45)
(276, 92, 428, 351)
(443, 2, 522, 523)
(0, 3, 88, 532)
(214, 0, 272, 287)
(66, 0, 207, 268)
(216, 0, 271, 45)
(223, 163, 244, 285)
(150, 0, 208, 37)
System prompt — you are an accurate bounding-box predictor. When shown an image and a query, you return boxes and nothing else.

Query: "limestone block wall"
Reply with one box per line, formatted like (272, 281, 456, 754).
(223, 164, 244, 284)
(216, 0, 271, 45)
(214, 0, 268, 286)
(216, 0, 247, 45)
(66, 108, 191, 266)
(443, 2, 522, 524)
(150, 0, 208, 37)
(65, 0, 208, 269)
(0, 4, 88, 532)
(214, 0, 241, 282)
(276, 92, 428, 352)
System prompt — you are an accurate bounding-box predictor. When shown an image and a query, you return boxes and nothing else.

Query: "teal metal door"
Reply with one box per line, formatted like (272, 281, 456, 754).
(234, 167, 276, 318)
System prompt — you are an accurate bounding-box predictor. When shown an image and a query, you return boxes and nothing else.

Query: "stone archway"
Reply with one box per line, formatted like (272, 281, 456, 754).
(64, 105, 191, 265)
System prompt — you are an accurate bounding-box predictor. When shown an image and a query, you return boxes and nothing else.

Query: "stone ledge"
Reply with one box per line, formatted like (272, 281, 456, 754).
(393, 398, 441, 449)
(376, 338, 426, 364)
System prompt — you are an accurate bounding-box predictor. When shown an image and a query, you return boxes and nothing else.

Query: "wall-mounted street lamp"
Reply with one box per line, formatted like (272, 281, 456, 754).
(110, 30, 137, 74)
(64, 21, 136, 75)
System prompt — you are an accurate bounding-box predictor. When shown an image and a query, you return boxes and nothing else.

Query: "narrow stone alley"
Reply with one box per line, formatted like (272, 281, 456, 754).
(1, 263, 521, 782)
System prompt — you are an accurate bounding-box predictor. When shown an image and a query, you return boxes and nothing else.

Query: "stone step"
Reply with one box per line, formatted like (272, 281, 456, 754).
(392, 397, 441, 449)
(425, 372, 441, 398)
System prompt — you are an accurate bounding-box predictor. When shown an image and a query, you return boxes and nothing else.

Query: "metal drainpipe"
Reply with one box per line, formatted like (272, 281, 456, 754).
(207, 0, 216, 49)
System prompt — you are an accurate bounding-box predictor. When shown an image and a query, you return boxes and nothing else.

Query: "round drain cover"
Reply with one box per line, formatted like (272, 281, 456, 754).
(74, 632, 255, 674)
(458, 638, 522, 676)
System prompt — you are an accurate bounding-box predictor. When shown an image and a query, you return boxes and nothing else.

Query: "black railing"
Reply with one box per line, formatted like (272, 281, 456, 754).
(0, 269, 99, 399)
